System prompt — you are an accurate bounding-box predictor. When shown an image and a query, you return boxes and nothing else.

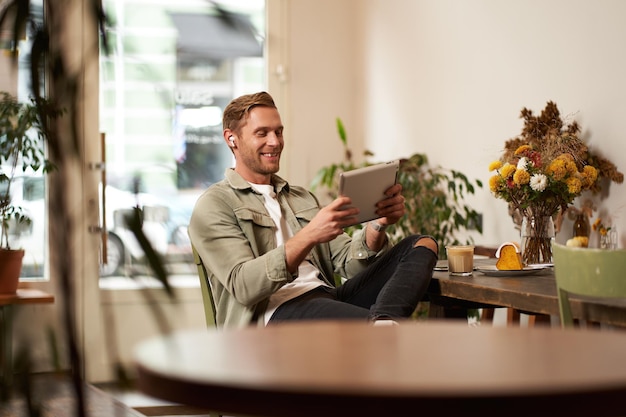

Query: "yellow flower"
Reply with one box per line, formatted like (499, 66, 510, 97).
(566, 177, 582, 194)
(514, 145, 532, 155)
(500, 163, 516, 178)
(592, 218, 602, 231)
(565, 160, 578, 176)
(513, 169, 530, 185)
(489, 175, 500, 192)
(546, 159, 567, 181)
(581, 165, 598, 187)
(489, 160, 503, 172)
(593, 218, 611, 236)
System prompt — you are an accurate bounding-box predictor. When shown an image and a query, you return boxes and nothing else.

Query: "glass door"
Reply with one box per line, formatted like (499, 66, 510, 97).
(99, 0, 265, 279)
(87, 0, 267, 382)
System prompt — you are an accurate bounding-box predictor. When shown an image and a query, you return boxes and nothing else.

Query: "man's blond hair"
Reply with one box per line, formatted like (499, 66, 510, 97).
(222, 91, 276, 135)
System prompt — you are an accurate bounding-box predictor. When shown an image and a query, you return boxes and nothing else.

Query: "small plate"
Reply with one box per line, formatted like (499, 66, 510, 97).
(434, 259, 490, 272)
(476, 265, 545, 277)
(434, 260, 449, 271)
(528, 263, 554, 268)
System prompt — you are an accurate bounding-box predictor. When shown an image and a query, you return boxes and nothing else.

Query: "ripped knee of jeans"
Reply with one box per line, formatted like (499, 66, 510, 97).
(414, 236, 439, 256)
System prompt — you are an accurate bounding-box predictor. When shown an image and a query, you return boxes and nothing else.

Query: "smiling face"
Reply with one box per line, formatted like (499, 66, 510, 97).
(229, 105, 284, 184)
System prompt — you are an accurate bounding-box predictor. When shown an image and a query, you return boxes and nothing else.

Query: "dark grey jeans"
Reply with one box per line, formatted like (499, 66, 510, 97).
(268, 235, 438, 323)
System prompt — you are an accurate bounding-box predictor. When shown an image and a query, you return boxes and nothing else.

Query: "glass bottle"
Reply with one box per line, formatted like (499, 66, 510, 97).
(573, 214, 590, 238)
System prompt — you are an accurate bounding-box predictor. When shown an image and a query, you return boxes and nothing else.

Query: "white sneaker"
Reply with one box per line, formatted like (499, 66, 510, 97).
(372, 319, 399, 326)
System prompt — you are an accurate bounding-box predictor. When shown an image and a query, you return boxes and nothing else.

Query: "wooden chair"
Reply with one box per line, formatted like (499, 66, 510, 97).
(192, 245, 217, 328)
(553, 242, 626, 328)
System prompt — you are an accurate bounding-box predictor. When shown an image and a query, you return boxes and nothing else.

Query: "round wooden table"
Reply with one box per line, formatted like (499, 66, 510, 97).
(134, 320, 626, 417)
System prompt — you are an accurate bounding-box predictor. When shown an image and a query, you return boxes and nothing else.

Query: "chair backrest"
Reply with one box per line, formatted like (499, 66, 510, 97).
(192, 245, 217, 328)
(552, 242, 626, 328)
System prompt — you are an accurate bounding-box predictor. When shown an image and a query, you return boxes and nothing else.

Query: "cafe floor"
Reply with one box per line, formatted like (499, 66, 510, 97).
(1, 372, 211, 417)
(94, 382, 214, 416)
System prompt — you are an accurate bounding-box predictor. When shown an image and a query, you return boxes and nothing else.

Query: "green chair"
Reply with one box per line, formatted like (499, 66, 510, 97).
(192, 245, 217, 328)
(191, 246, 222, 417)
(552, 242, 626, 328)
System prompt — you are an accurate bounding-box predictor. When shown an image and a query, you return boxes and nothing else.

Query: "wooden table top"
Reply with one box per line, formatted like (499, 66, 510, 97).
(135, 321, 626, 417)
(429, 261, 626, 326)
(0, 288, 55, 306)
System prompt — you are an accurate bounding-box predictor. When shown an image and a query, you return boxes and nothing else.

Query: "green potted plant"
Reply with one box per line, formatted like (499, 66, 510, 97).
(0, 92, 54, 293)
(311, 118, 483, 259)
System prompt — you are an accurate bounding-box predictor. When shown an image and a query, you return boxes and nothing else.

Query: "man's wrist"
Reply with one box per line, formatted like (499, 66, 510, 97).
(370, 221, 388, 232)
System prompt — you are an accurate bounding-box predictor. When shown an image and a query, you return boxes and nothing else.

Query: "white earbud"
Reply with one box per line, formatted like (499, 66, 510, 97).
(228, 136, 235, 147)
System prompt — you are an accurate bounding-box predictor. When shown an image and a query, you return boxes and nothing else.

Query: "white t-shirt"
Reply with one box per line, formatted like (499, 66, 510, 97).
(250, 183, 329, 324)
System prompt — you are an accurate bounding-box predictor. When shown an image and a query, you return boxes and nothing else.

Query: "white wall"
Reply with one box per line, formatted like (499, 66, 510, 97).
(281, 0, 626, 248)
(272, 0, 363, 188)
(96, 281, 206, 380)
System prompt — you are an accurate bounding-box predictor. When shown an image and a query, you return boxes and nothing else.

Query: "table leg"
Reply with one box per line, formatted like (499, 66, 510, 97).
(507, 308, 521, 325)
(428, 303, 469, 320)
(0, 304, 14, 397)
(527, 313, 551, 326)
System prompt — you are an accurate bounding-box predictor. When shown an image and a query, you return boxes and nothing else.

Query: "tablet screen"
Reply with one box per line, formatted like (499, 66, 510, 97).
(338, 160, 400, 225)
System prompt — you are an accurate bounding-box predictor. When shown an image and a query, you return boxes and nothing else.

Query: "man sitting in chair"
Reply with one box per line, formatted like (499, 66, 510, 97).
(188, 91, 438, 328)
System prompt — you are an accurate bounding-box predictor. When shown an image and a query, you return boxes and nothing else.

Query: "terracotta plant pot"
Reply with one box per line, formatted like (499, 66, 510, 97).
(0, 248, 24, 294)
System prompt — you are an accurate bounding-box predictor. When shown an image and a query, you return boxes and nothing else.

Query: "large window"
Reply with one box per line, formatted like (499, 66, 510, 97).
(0, 0, 46, 279)
(99, 0, 265, 278)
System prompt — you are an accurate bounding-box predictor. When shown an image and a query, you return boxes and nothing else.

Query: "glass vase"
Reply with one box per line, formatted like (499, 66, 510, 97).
(520, 216, 555, 265)
(600, 229, 617, 249)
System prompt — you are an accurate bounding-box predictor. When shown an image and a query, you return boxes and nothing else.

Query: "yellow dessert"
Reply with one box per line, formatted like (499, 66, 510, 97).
(566, 236, 589, 247)
(495, 242, 523, 270)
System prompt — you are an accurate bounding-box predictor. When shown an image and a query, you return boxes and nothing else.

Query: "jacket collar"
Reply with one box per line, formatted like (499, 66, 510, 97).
(224, 168, 290, 195)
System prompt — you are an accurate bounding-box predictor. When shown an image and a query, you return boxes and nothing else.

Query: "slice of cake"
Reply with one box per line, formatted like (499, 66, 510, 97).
(495, 242, 523, 270)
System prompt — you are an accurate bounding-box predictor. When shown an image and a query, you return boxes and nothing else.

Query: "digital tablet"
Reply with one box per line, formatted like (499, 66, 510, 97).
(338, 160, 400, 225)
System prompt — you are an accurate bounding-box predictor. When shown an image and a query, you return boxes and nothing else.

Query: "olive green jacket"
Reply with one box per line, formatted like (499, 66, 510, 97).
(188, 169, 389, 328)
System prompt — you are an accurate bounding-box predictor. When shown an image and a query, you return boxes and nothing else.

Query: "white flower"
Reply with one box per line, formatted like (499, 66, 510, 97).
(529, 173, 548, 192)
(517, 157, 530, 170)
